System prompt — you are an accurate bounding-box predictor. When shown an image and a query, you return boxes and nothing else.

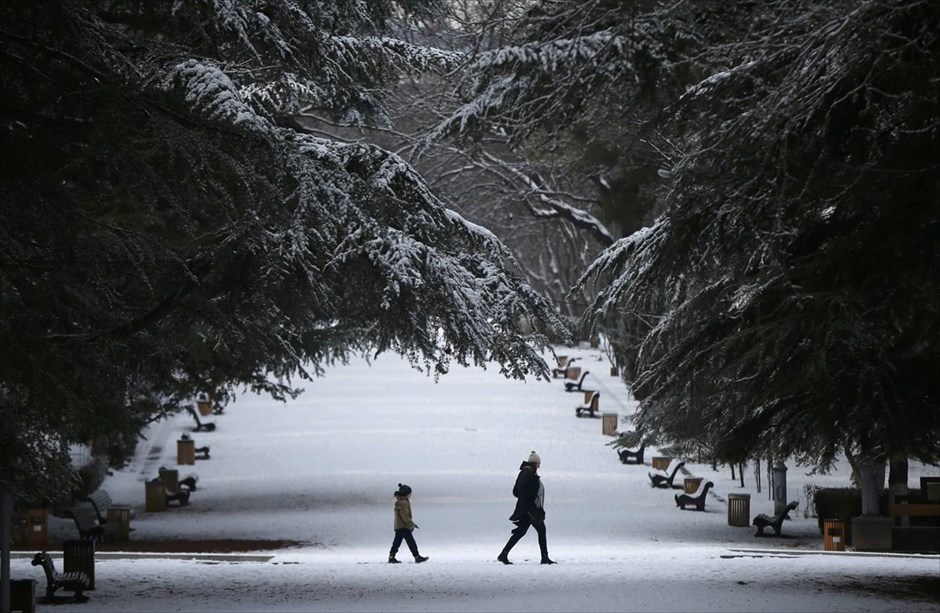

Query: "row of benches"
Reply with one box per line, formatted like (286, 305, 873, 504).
(68, 469, 201, 541)
(559, 366, 602, 418)
(614, 439, 938, 542)
(559, 356, 746, 520)
(567, 352, 937, 546)
(626, 451, 798, 533)
(25, 398, 221, 604)
(67, 405, 212, 536)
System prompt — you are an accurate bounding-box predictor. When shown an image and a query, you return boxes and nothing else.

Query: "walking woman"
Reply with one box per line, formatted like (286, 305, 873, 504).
(497, 451, 555, 564)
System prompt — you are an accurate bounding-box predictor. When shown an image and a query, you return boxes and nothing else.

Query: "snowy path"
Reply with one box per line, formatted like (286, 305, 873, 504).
(11, 347, 939, 611)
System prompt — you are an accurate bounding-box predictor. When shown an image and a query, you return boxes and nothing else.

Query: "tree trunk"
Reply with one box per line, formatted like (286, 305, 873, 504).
(1, 470, 11, 613)
(888, 457, 909, 526)
(859, 462, 886, 517)
(767, 456, 774, 500)
(842, 443, 861, 486)
(754, 457, 761, 494)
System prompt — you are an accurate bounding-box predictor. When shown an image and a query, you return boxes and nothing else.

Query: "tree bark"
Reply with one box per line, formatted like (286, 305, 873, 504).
(888, 457, 909, 526)
(859, 462, 886, 517)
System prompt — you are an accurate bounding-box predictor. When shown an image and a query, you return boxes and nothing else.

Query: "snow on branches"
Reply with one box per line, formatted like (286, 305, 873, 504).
(166, 60, 271, 132)
(0, 0, 567, 499)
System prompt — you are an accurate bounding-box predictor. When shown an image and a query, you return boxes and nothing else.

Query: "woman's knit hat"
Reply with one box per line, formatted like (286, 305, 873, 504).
(394, 483, 412, 497)
(527, 451, 541, 464)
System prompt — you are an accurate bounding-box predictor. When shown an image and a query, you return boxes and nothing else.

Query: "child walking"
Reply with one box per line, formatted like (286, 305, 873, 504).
(389, 483, 429, 564)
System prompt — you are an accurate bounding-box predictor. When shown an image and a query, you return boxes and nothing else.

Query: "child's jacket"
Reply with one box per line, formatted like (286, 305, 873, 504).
(394, 497, 415, 530)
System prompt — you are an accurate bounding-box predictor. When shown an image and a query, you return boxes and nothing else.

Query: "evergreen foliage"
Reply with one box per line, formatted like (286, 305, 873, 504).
(0, 0, 568, 501)
(444, 0, 940, 469)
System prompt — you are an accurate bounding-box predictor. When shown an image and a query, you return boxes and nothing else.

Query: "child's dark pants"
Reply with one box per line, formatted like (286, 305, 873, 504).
(390, 528, 419, 556)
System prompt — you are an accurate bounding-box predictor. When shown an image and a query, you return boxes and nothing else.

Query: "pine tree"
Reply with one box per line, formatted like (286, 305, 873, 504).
(440, 0, 940, 469)
(0, 0, 568, 503)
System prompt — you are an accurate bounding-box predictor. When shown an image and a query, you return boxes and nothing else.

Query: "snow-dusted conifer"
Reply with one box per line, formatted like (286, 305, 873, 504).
(0, 0, 567, 501)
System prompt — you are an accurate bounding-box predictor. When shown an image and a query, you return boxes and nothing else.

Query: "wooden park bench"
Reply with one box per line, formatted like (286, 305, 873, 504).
(889, 486, 940, 552)
(84, 490, 125, 524)
(178, 433, 211, 461)
(648, 459, 686, 488)
(166, 486, 190, 506)
(186, 404, 216, 432)
(674, 481, 714, 511)
(889, 479, 940, 525)
(552, 358, 577, 379)
(575, 391, 600, 418)
(753, 500, 799, 536)
(564, 371, 590, 392)
(196, 395, 224, 415)
(83, 489, 132, 539)
(31, 552, 89, 603)
(179, 473, 199, 491)
(67, 504, 120, 541)
(154, 469, 192, 506)
(617, 442, 645, 465)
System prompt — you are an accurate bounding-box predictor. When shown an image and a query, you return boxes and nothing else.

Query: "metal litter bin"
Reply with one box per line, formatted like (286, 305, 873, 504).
(727, 493, 750, 527)
(824, 519, 845, 551)
(158, 467, 179, 493)
(601, 413, 618, 436)
(107, 506, 132, 541)
(64, 539, 95, 590)
(684, 477, 704, 495)
(651, 456, 672, 471)
(11, 579, 36, 613)
(145, 478, 166, 512)
(177, 436, 196, 465)
(25, 508, 48, 548)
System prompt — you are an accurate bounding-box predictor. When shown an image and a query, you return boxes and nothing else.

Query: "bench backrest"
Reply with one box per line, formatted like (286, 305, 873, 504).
(86, 490, 112, 520)
(69, 504, 100, 530)
(186, 405, 201, 423)
(666, 459, 685, 477)
(779, 500, 798, 521)
(695, 481, 714, 497)
(589, 391, 599, 409)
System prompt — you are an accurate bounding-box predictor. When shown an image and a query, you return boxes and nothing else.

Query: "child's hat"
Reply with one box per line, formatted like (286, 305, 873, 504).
(394, 483, 412, 497)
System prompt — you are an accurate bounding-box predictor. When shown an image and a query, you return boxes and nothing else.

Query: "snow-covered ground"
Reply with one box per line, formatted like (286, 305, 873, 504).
(11, 346, 939, 612)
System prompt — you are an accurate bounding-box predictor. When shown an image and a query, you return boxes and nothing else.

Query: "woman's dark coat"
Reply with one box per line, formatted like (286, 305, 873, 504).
(509, 461, 540, 522)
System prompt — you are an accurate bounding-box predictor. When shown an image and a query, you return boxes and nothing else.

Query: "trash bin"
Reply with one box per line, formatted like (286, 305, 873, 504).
(566, 366, 582, 380)
(145, 478, 167, 512)
(64, 539, 95, 590)
(158, 467, 179, 493)
(601, 413, 618, 436)
(177, 436, 196, 465)
(107, 505, 132, 540)
(824, 519, 845, 551)
(196, 399, 213, 416)
(728, 493, 751, 527)
(25, 508, 48, 548)
(10, 579, 36, 613)
(651, 456, 672, 471)
(684, 477, 704, 495)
